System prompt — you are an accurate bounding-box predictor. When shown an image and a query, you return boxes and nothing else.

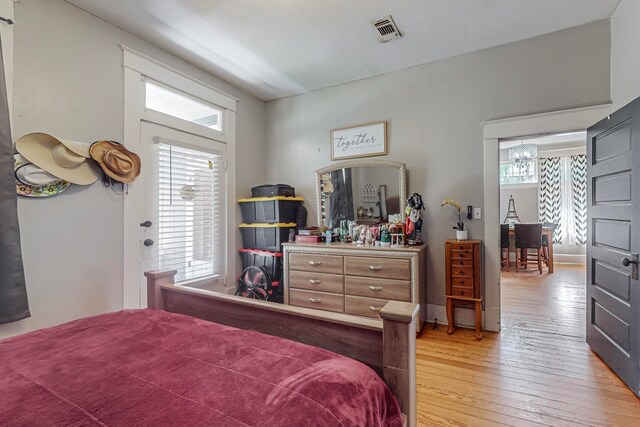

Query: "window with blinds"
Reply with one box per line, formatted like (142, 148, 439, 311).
(155, 142, 225, 284)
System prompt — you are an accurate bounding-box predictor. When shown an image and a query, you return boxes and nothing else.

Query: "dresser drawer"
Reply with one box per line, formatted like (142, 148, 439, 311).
(289, 270, 344, 294)
(451, 266, 474, 277)
(451, 286, 473, 297)
(452, 277, 473, 288)
(451, 257, 474, 268)
(451, 249, 473, 259)
(344, 257, 410, 280)
(289, 253, 344, 274)
(450, 243, 474, 253)
(345, 276, 411, 301)
(289, 289, 344, 313)
(345, 295, 389, 319)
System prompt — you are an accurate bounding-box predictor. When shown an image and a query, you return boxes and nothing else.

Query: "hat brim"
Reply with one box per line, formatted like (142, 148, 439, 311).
(14, 154, 72, 198)
(16, 133, 100, 185)
(90, 141, 141, 184)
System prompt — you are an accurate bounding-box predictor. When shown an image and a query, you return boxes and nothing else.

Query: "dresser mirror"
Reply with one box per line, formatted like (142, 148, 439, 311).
(315, 160, 406, 228)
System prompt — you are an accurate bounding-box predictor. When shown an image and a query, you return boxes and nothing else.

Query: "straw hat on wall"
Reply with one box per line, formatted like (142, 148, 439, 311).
(14, 154, 71, 197)
(89, 141, 141, 183)
(15, 133, 100, 185)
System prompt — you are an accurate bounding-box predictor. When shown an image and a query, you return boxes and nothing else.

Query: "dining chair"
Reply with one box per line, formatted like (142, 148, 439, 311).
(541, 222, 558, 267)
(500, 224, 510, 272)
(514, 223, 544, 274)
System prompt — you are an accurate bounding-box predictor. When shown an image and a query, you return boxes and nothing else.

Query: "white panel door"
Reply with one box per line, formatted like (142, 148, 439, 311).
(138, 121, 227, 306)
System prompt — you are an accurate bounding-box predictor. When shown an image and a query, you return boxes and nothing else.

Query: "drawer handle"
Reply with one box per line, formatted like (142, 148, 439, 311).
(369, 306, 383, 312)
(460, 290, 465, 295)
(368, 265, 383, 271)
(308, 261, 322, 266)
(308, 279, 321, 285)
(460, 280, 464, 285)
(309, 297, 321, 303)
(368, 285, 384, 291)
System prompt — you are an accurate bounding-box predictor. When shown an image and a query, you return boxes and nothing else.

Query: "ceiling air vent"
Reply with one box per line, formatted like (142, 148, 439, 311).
(372, 15, 401, 42)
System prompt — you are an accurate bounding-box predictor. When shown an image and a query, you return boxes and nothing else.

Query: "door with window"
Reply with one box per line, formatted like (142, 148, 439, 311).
(138, 122, 227, 305)
(587, 98, 640, 397)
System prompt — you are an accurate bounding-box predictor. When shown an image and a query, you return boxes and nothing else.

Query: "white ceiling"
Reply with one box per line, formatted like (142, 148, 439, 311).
(65, 0, 621, 101)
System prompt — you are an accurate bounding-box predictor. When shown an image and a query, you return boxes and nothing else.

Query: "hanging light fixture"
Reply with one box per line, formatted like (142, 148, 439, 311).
(509, 141, 537, 173)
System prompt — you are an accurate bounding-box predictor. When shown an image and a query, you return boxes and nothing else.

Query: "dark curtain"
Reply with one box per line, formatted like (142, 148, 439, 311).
(0, 37, 30, 324)
(329, 168, 354, 229)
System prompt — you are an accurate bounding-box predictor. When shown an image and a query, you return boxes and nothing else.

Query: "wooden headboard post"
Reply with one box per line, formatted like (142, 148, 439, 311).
(380, 301, 418, 427)
(144, 270, 177, 310)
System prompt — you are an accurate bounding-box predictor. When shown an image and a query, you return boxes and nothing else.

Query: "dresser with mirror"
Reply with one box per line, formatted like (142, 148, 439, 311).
(282, 159, 426, 332)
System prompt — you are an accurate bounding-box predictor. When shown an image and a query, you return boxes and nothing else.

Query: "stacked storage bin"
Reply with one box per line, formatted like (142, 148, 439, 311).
(239, 185, 303, 303)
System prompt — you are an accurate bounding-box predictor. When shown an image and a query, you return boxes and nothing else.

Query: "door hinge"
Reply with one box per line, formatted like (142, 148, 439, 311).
(224, 160, 228, 171)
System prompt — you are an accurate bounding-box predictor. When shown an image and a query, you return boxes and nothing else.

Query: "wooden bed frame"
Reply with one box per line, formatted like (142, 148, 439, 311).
(146, 270, 418, 427)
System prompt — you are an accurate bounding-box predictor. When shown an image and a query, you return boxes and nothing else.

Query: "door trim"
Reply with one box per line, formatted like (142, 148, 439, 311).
(481, 103, 612, 332)
(123, 49, 237, 308)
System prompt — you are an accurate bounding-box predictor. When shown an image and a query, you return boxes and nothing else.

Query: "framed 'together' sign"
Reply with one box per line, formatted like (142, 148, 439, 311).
(330, 121, 387, 160)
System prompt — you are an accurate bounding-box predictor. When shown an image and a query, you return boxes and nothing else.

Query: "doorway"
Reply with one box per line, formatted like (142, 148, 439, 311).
(481, 104, 611, 333)
(498, 132, 587, 337)
(482, 103, 640, 399)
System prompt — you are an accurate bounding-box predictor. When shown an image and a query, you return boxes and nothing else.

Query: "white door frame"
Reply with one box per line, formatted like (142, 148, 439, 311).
(482, 103, 612, 332)
(122, 46, 237, 308)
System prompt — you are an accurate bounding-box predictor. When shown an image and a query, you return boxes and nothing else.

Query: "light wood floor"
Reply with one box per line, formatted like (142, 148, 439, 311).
(416, 264, 640, 426)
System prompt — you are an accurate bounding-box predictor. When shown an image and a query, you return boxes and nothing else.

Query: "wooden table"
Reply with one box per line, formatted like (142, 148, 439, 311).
(508, 226, 554, 273)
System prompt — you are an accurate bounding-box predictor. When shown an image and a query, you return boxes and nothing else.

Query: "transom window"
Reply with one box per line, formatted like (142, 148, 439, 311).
(145, 80, 223, 131)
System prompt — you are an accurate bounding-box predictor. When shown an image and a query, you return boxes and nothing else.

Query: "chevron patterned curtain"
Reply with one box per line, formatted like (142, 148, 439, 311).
(571, 155, 587, 245)
(539, 157, 562, 244)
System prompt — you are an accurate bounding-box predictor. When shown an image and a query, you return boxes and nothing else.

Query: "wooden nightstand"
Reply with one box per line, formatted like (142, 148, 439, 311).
(445, 240, 483, 340)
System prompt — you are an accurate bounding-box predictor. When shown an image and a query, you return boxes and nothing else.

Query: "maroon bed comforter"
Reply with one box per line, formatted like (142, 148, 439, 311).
(0, 309, 402, 426)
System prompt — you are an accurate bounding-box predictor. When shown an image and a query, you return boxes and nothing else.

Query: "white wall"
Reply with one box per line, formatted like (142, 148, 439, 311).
(265, 21, 610, 309)
(500, 186, 538, 224)
(611, 0, 640, 109)
(0, 0, 266, 339)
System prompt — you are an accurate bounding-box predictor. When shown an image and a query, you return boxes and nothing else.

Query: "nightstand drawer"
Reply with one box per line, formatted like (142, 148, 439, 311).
(452, 277, 473, 288)
(451, 257, 474, 268)
(289, 289, 344, 313)
(345, 276, 411, 301)
(451, 266, 474, 277)
(451, 286, 473, 297)
(345, 295, 389, 319)
(450, 243, 474, 252)
(289, 253, 344, 274)
(451, 248, 473, 258)
(289, 270, 344, 294)
(345, 257, 410, 280)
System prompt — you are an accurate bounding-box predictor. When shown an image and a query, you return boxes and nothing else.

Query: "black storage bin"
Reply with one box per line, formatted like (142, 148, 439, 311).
(251, 184, 295, 198)
(239, 223, 296, 252)
(239, 197, 303, 224)
(239, 249, 283, 282)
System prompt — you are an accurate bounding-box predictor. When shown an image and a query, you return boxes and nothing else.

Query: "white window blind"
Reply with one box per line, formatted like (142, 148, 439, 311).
(155, 142, 225, 283)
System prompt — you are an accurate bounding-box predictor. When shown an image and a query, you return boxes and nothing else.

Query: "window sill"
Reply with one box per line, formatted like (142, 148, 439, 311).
(500, 183, 538, 190)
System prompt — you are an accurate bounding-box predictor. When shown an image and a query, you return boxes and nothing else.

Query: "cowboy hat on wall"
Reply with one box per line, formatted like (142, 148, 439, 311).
(14, 154, 71, 197)
(90, 140, 141, 183)
(15, 133, 101, 185)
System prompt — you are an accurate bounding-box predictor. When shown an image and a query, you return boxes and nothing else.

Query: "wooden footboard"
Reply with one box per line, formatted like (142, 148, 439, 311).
(145, 270, 417, 427)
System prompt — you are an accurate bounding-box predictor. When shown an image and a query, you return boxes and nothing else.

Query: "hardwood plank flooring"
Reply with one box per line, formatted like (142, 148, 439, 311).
(416, 265, 640, 426)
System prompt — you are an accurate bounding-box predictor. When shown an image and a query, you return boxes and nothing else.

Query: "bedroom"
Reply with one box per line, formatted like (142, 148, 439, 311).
(1, 0, 639, 426)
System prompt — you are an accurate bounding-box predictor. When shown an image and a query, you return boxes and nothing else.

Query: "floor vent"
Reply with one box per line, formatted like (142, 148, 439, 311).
(372, 15, 401, 42)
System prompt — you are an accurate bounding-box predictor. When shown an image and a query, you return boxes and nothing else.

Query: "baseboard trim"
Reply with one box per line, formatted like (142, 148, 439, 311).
(426, 303, 480, 329)
(508, 253, 586, 265)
